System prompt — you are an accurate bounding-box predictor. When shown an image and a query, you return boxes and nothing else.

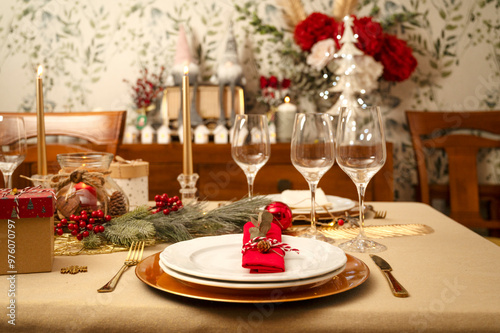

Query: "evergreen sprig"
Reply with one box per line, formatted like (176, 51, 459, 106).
(90, 196, 272, 247)
(82, 233, 102, 249)
(100, 206, 156, 246)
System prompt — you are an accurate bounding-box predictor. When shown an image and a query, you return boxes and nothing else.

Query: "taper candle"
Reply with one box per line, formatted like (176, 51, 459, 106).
(36, 65, 47, 175)
(238, 88, 245, 114)
(161, 88, 168, 124)
(182, 66, 193, 175)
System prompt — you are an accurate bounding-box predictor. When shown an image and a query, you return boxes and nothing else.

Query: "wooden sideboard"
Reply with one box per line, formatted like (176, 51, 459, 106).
(8, 142, 394, 202)
(116, 142, 394, 202)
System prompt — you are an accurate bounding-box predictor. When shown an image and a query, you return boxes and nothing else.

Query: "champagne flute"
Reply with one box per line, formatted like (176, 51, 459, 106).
(291, 113, 335, 240)
(0, 116, 27, 189)
(336, 105, 387, 253)
(231, 114, 270, 197)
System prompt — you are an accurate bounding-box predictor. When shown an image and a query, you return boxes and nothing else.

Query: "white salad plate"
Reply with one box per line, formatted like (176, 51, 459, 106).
(267, 194, 355, 214)
(160, 234, 347, 283)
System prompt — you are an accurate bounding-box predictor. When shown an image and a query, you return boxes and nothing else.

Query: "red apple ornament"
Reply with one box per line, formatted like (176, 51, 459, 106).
(265, 201, 293, 230)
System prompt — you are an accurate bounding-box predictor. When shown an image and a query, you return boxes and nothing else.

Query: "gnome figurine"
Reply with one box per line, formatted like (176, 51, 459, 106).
(212, 23, 245, 127)
(169, 25, 203, 127)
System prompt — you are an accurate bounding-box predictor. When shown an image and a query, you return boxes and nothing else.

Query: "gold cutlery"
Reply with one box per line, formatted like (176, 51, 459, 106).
(98, 241, 144, 293)
(370, 254, 409, 298)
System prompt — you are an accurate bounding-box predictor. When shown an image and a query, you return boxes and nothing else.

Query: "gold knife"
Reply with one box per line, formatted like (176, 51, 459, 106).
(370, 254, 409, 298)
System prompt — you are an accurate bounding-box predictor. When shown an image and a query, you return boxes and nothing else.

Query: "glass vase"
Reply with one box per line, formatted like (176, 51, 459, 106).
(54, 152, 129, 219)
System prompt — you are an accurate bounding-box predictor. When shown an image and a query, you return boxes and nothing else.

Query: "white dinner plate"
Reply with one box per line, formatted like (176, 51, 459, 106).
(159, 260, 346, 290)
(267, 194, 355, 214)
(160, 234, 347, 283)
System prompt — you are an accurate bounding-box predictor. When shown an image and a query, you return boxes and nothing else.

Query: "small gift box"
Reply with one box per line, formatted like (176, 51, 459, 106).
(109, 158, 149, 208)
(0, 188, 55, 274)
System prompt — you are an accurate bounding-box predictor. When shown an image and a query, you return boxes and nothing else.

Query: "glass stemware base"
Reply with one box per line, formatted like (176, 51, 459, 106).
(338, 233, 387, 253)
(296, 227, 335, 244)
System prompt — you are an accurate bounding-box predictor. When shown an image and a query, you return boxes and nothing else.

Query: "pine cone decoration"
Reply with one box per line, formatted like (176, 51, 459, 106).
(257, 239, 271, 253)
(109, 191, 127, 216)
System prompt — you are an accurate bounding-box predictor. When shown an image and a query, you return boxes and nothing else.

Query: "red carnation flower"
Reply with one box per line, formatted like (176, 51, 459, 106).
(352, 16, 384, 56)
(260, 76, 268, 89)
(294, 12, 340, 51)
(281, 78, 291, 89)
(268, 76, 278, 88)
(375, 34, 417, 82)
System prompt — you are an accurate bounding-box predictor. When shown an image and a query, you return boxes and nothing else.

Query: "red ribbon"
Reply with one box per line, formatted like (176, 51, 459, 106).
(0, 186, 55, 218)
(0, 185, 55, 198)
(242, 236, 299, 255)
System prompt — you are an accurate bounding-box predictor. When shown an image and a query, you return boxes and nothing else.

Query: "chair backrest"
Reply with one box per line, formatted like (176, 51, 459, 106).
(406, 110, 500, 231)
(0, 111, 126, 180)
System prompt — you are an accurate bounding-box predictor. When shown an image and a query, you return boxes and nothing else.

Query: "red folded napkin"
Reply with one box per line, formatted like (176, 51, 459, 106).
(242, 221, 285, 273)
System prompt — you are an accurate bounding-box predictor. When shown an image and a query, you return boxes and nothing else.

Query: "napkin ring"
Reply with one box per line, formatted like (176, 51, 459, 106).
(242, 237, 300, 257)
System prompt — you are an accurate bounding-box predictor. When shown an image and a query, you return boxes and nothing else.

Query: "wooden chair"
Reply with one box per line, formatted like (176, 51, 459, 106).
(406, 110, 500, 234)
(1, 111, 126, 188)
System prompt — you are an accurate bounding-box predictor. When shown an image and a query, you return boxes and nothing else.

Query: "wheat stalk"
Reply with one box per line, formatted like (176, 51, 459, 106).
(277, 0, 307, 29)
(332, 0, 359, 21)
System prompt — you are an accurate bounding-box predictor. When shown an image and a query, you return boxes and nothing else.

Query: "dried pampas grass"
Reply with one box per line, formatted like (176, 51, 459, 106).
(277, 0, 307, 29)
(332, 0, 359, 21)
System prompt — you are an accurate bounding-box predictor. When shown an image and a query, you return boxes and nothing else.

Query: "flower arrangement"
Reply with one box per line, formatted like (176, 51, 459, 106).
(124, 66, 165, 111)
(258, 75, 292, 108)
(294, 13, 417, 83)
(235, 0, 419, 112)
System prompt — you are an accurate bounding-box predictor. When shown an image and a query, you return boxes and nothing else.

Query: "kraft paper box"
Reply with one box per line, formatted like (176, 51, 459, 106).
(0, 188, 55, 275)
(110, 160, 149, 208)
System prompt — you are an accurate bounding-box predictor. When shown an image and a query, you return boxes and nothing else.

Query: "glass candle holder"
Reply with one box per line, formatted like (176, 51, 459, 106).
(54, 152, 129, 219)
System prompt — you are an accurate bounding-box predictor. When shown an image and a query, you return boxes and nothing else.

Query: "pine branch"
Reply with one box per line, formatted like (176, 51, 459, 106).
(103, 219, 156, 246)
(110, 205, 151, 224)
(151, 220, 193, 243)
(200, 196, 271, 230)
(82, 233, 102, 249)
(148, 196, 272, 242)
(99, 196, 273, 246)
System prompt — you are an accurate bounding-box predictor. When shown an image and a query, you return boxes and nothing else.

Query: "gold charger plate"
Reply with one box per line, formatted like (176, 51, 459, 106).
(135, 252, 369, 303)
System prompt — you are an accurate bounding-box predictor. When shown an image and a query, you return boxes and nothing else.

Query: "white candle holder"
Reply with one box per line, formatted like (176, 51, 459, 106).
(177, 173, 199, 204)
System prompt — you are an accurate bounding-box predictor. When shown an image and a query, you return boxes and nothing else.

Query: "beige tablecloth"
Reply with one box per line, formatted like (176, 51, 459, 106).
(2, 202, 500, 332)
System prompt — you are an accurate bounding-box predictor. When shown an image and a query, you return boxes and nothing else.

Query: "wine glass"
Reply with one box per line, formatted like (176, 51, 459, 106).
(231, 114, 270, 197)
(336, 105, 387, 253)
(0, 115, 27, 189)
(291, 113, 335, 240)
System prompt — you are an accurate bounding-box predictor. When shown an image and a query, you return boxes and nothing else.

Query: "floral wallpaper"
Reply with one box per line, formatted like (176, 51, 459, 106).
(0, 0, 499, 201)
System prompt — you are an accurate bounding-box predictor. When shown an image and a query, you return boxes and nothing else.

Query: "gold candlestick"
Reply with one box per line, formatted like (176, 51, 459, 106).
(182, 66, 193, 175)
(161, 88, 169, 125)
(238, 87, 245, 114)
(36, 65, 47, 176)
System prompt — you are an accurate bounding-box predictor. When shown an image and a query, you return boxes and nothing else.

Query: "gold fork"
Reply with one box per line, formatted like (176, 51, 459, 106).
(374, 210, 387, 219)
(97, 241, 145, 293)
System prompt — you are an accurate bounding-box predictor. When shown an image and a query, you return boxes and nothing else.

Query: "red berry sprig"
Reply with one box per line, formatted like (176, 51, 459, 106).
(54, 209, 111, 240)
(152, 193, 183, 215)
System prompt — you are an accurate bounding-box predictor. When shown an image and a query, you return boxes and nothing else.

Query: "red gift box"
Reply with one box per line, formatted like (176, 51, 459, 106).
(0, 188, 55, 274)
